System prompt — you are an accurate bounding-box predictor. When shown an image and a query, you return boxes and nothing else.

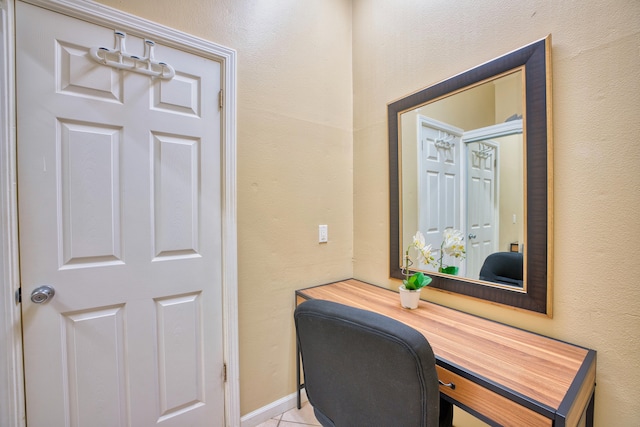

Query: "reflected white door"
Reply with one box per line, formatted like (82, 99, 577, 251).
(465, 140, 499, 279)
(417, 116, 464, 272)
(17, 3, 224, 426)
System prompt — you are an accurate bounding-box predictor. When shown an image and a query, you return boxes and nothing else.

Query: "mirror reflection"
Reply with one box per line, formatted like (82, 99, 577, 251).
(389, 36, 552, 314)
(400, 70, 525, 287)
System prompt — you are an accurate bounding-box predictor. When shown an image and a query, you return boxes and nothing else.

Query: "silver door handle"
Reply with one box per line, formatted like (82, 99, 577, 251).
(468, 234, 477, 240)
(30, 285, 55, 304)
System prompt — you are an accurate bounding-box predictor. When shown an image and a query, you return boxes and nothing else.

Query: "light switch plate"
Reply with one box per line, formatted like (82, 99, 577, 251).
(319, 225, 328, 243)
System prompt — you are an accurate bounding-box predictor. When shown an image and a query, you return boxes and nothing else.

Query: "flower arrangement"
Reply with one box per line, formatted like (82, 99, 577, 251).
(402, 228, 467, 288)
(438, 228, 466, 274)
(401, 231, 435, 290)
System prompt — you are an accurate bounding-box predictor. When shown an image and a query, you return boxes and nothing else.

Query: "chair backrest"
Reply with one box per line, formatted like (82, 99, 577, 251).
(478, 251, 524, 287)
(294, 299, 440, 427)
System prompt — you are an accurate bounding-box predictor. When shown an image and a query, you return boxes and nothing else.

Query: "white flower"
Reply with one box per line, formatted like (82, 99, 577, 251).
(411, 231, 436, 266)
(442, 228, 466, 259)
(412, 231, 426, 250)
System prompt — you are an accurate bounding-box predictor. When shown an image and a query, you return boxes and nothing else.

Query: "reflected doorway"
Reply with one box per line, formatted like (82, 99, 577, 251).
(412, 118, 523, 282)
(465, 139, 499, 279)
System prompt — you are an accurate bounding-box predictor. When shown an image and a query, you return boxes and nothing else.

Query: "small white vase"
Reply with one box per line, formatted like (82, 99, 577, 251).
(399, 285, 422, 309)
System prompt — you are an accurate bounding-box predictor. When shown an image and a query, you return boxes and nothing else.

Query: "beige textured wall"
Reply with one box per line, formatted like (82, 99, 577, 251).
(353, 0, 640, 425)
(94, 0, 354, 415)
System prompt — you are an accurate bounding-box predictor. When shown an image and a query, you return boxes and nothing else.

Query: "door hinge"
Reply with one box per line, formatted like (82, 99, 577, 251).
(218, 89, 224, 109)
(223, 363, 227, 382)
(15, 287, 21, 304)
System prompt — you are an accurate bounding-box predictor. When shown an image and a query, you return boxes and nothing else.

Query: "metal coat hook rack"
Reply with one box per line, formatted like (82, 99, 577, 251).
(433, 132, 456, 150)
(89, 30, 175, 80)
(473, 144, 495, 160)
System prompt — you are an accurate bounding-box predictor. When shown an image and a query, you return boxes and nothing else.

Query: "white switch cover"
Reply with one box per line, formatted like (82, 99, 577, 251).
(319, 225, 328, 243)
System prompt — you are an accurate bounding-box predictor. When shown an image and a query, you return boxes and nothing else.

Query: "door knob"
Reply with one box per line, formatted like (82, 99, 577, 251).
(30, 285, 55, 304)
(468, 234, 477, 240)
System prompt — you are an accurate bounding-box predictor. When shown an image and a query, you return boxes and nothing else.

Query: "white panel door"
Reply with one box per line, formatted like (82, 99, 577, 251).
(465, 140, 499, 279)
(16, 3, 225, 426)
(417, 116, 463, 272)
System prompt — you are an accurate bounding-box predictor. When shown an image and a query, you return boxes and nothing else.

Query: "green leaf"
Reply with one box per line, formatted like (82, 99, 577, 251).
(404, 272, 432, 290)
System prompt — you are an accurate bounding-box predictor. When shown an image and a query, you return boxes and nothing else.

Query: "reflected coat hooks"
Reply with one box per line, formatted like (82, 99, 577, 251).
(89, 30, 175, 80)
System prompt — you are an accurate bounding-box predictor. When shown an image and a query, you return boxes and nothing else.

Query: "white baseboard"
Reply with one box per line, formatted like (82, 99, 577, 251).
(240, 389, 308, 427)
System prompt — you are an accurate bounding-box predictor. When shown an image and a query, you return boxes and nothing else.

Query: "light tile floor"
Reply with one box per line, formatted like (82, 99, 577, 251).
(255, 401, 320, 427)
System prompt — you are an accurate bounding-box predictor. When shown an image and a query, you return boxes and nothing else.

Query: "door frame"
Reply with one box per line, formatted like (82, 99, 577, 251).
(0, 1, 239, 425)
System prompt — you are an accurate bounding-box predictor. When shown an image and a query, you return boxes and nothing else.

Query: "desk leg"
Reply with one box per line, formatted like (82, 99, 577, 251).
(439, 397, 454, 427)
(296, 339, 302, 409)
(585, 390, 595, 427)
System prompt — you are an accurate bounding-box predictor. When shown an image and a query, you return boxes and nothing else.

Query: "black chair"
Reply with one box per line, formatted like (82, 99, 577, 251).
(479, 251, 524, 287)
(294, 299, 452, 427)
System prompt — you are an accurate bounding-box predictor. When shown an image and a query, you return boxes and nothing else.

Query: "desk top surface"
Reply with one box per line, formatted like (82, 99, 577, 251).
(296, 279, 595, 414)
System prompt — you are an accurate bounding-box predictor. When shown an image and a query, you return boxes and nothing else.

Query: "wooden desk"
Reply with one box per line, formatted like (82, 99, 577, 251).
(295, 279, 596, 427)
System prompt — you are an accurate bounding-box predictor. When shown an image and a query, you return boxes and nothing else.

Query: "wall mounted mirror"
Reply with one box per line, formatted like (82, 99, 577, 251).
(388, 36, 553, 315)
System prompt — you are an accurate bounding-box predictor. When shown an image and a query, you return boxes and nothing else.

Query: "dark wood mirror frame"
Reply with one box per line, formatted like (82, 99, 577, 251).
(388, 36, 552, 315)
